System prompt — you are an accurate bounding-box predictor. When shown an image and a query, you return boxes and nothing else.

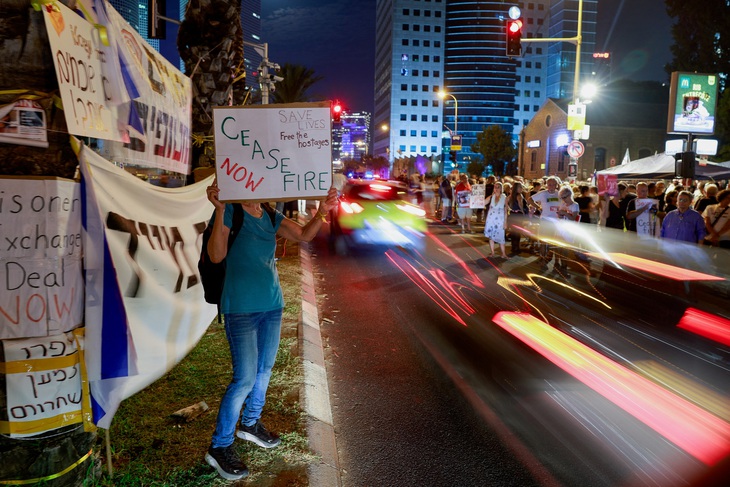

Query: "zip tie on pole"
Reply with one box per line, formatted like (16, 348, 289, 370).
(0, 449, 94, 485)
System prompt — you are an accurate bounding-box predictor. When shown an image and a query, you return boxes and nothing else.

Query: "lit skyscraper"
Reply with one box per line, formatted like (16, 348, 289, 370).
(373, 0, 446, 171)
(443, 1, 517, 168)
(333, 112, 372, 163)
(241, 0, 263, 92)
(374, 0, 598, 175)
(546, 0, 597, 99)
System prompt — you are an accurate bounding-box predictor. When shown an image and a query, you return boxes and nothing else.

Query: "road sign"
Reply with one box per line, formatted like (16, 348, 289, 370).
(451, 134, 462, 151)
(567, 140, 585, 158)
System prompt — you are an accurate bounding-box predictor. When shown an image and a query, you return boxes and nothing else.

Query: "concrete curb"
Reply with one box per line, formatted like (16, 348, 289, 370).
(299, 242, 341, 486)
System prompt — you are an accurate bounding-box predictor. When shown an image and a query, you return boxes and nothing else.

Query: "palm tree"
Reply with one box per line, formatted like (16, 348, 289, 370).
(0, 0, 76, 178)
(271, 63, 323, 104)
(0, 2, 96, 485)
(177, 0, 246, 174)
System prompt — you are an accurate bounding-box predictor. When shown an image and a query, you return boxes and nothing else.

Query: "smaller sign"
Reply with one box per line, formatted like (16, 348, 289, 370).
(665, 139, 685, 155)
(597, 174, 618, 196)
(567, 140, 585, 158)
(456, 190, 471, 208)
(470, 184, 485, 209)
(575, 125, 590, 140)
(695, 139, 718, 156)
(568, 161, 577, 178)
(568, 103, 586, 131)
(451, 134, 462, 151)
(0, 100, 48, 148)
(1, 332, 85, 438)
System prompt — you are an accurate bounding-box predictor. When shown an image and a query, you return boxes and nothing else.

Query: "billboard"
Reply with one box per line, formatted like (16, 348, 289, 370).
(667, 72, 719, 135)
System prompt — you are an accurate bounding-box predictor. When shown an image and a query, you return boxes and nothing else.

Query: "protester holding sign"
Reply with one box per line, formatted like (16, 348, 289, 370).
(203, 180, 338, 481)
(626, 182, 659, 237)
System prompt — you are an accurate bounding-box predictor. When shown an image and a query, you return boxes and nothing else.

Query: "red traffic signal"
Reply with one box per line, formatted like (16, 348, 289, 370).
(506, 19, 522, 57)
(332, 102, 343, 122)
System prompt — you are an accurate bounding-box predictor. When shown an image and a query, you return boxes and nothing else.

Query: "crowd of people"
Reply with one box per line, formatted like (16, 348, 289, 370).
(401, 172, 730, 256)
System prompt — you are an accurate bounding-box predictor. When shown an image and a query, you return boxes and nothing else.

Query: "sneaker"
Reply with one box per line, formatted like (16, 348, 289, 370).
(237, 421, 281, 449)
(205, 445, 249, 481)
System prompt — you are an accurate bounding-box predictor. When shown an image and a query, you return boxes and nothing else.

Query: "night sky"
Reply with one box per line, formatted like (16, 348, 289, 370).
(261, 0, 674, 115)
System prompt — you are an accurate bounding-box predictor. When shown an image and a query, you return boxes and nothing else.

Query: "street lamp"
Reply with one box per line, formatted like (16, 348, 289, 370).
(579, 82, 598, 103)
(438, 90, 458, 135)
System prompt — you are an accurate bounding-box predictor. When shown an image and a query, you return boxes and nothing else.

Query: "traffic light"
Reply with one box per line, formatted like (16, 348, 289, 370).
(506, 19, 522, 57)
(148, 0, 166, 40)
(332, 102, 343, 123)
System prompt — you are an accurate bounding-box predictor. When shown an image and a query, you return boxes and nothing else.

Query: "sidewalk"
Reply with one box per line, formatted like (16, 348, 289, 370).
(299, 238, 341, 486)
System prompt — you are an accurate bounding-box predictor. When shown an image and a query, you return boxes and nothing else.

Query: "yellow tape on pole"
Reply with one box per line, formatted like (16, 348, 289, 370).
(0, 449, 93, 485)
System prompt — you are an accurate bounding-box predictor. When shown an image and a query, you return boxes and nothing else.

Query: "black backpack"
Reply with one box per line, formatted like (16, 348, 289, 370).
(198, 203, 276, 312)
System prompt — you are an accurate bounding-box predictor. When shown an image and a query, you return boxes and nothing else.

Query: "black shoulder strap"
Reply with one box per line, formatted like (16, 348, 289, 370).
(228, 204, 244, 249)
(711, 205, 729, 226)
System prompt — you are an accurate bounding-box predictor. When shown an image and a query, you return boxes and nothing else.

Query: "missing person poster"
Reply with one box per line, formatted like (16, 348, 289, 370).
(0, 100, 49, 148)
(212, 102, 333, 202)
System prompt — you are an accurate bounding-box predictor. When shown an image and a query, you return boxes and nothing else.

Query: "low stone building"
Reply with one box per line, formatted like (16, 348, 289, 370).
(519, 81, 670, 182)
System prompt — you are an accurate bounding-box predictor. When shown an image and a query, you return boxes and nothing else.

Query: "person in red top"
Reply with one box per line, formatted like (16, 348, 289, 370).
(454, 173, 473, 233)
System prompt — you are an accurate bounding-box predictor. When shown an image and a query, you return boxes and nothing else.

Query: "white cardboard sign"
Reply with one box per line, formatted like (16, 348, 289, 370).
(212, 103, 333, 202)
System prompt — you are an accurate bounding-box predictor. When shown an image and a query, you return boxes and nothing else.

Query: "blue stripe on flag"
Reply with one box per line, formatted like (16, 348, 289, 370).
(118, 48, 141, 100)
(100, 240, 130, 379)
(90, 393, 106, 427)
(127, 100, 145, 136)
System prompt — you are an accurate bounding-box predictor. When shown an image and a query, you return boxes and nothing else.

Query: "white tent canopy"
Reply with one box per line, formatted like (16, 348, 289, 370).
(596, 153, 730, 180)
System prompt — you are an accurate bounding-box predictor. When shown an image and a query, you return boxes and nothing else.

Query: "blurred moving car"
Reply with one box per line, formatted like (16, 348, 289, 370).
(331, 179, 427, 253)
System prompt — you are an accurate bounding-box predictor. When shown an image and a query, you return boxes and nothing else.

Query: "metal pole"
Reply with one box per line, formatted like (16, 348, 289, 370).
(451, 95, 458, 135)
(261, 42, 269, 105)
(572, 0, 584, 103)
(242, 40, 270, 105)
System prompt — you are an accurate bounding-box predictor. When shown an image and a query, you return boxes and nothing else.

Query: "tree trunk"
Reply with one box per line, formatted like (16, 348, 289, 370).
(0, 0, 77, 178)
(0, 2, 98, 485)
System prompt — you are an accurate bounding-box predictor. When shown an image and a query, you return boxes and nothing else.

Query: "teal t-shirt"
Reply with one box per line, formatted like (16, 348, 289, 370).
(219, 204, 286, 314)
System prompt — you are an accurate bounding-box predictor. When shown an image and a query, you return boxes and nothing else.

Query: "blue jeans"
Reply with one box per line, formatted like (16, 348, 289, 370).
(211, 308, 283, 448)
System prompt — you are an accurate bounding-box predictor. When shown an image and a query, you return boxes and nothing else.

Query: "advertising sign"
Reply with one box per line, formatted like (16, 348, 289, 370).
(213, 102, 333, 202)
(667, 72, 719, 135)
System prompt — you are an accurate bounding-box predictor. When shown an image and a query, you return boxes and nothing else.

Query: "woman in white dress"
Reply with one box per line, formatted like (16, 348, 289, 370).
(484, 182, 509, 258)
